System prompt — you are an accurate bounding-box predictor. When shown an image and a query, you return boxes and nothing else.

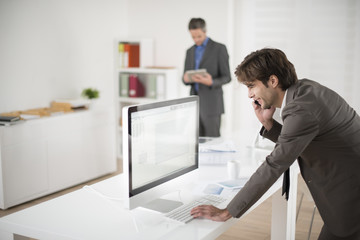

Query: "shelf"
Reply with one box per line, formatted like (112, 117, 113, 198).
(115, 39, 178, 158)
(118, 97, 160, 104)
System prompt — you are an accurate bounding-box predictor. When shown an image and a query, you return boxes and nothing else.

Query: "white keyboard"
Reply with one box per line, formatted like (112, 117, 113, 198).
(164, 195, 226, 224)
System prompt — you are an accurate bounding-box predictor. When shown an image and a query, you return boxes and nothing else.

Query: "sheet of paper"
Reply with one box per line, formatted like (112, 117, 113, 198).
(217, 178, 249, 189)
(199, 139, 237, 153)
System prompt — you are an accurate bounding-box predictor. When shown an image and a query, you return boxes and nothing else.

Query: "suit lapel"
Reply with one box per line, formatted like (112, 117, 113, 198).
(189, 46, 196, 69)
(199, 38, 212, 68)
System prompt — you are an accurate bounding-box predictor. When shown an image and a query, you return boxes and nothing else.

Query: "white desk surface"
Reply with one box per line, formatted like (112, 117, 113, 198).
(0, 146, 297, 240)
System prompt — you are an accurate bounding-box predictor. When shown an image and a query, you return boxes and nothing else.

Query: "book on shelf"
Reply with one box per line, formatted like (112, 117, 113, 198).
(128, 43, 140, 67)
(0, 115, 23, 126)
(129, 74, 145, 97)
(118, 42, 128, 68)
(119, 73, 129, 97)
(0, 115, 20, 122)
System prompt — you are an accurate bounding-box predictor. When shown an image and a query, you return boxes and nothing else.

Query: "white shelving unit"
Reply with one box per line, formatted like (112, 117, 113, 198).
(114, 38, 179, 157)
(115, 67, 178, 158)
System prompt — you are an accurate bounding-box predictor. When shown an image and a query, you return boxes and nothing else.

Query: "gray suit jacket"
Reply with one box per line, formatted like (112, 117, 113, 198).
(183, 38, 231, 116)
(227, 79, 360, 237)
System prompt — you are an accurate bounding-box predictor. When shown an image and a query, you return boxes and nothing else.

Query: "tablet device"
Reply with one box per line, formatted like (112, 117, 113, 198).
(185, 69, 207, 82)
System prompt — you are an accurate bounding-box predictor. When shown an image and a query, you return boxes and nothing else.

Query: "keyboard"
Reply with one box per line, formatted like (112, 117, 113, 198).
(164, 195, 226, 224)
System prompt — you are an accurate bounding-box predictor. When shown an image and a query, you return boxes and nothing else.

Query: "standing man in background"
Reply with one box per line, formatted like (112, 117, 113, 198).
(183, 18, 231, 137)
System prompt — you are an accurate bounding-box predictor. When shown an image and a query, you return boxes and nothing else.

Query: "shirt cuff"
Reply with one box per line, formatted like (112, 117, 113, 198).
(260, 120, 282, 143)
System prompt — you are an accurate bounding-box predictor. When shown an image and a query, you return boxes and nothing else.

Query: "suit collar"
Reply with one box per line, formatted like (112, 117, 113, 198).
(280, 89, 288, 118)
(279, 80, 299, 120)
(286, 80, 299, 104)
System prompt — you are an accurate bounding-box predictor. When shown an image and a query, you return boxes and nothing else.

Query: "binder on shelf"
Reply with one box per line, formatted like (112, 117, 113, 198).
(156, 75, 165, 100)
(123, 43, 130, 67)
(128, 43, 140, 67)
(119, 74, 129, 97)
(146, 75, 157, 99)
(129, 74, 145, 97)
(118, 42, 129, 68)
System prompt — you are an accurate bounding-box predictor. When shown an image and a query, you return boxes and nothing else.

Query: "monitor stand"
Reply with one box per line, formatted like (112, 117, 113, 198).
(143, 198, 183, 213)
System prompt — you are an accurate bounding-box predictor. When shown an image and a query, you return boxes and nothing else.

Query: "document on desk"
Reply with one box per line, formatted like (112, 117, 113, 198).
(199, 178, 249, 199)
(199, 139, 237, 153)
(200, 184, 240, 199)
(217, 178, 248, 189)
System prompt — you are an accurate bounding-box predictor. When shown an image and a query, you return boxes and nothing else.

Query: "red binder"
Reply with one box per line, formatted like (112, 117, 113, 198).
(128, 44, 140, 67)
(129, 75, 145, 97)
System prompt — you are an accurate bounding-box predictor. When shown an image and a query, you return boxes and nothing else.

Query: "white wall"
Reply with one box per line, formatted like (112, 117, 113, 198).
(233, 0, 360, 140)
(0, 0, 127, 113)
(1, 0, 359, 142)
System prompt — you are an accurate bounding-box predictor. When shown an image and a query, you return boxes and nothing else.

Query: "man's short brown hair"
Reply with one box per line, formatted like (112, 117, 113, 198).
(188, 18, 206, 32)
(235, 48, 298, 90)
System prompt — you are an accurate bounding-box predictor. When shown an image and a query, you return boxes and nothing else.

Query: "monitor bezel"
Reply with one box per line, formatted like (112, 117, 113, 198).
(124, 96, 199, 200)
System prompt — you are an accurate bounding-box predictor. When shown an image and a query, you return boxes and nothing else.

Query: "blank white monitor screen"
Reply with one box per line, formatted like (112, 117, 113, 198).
(123, 96, 199, 211)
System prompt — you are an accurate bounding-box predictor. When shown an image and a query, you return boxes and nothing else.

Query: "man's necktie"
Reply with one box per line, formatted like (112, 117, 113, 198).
(282, 168, 290, 200)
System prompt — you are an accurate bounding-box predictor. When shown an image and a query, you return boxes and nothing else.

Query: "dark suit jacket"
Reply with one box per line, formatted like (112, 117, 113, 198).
(227, 79, 360, 237)
(183, 38, 231, 116)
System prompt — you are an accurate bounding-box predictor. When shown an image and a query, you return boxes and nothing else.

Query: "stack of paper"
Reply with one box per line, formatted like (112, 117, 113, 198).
(0, 115, 23, 126)
(199, 139, 237, 153)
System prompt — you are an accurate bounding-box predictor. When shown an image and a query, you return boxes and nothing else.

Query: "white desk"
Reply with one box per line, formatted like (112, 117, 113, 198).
(0, 146, 299, 240)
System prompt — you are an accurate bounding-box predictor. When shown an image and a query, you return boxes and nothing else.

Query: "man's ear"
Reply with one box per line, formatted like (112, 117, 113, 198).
(268, 75, 279, 88)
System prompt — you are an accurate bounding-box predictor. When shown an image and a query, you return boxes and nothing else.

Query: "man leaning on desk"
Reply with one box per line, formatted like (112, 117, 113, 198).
(191, 48, 360, 240)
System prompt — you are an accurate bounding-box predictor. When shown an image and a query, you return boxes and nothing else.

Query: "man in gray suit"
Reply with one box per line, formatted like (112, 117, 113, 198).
(191, 48, 360, 239)
(183, 18, 231, 137)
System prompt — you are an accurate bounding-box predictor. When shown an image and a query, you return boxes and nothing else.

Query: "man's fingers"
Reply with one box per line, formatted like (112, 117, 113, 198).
(191, 205, 211, 217)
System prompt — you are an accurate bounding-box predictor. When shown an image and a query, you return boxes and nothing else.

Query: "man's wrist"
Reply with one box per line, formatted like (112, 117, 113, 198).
(262, 119, 274, 131)
(221, 209, 232, 221)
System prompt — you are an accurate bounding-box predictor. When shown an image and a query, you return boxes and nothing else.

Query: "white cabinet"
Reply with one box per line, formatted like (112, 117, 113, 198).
(1, 140, 48, 205)
(0, 108, 117, 209)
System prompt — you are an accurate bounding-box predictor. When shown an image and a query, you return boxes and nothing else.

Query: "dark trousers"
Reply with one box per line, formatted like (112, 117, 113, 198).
(319, 225, 360, 240)
(199, 114, 221, 137)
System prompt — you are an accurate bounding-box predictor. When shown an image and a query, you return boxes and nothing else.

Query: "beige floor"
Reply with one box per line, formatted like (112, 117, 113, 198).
(217, 176, 324, 240)
(0, 159, 323, 239)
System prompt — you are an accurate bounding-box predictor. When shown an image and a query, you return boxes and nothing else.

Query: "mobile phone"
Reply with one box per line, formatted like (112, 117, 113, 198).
(254, 100, 261, 106)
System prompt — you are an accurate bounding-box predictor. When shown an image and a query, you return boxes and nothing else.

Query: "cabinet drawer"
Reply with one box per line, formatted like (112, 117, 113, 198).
(0, 121, 45, 147)
(2, 140, 48, 207)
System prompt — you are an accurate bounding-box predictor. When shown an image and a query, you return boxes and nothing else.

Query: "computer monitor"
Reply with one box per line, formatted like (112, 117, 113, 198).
(122, 96, 199, 212)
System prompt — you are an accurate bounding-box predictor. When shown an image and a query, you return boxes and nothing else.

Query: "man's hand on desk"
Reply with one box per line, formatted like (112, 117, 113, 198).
(190, 205, 232, 222)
